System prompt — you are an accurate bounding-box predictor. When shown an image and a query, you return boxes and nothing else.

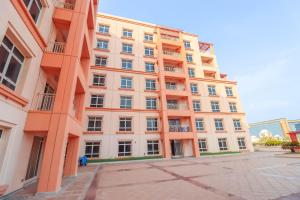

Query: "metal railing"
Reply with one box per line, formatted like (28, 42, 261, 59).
(35, 93, 55, 111)
(47, 41, 65, 53)
(164, 66, 183, 73)
(167, 103, 188, 110)
(55, 1, 75, 10)
(169, 126, 190, 132)
(161, 34, 180, 41)
(163, 51, 181, 58)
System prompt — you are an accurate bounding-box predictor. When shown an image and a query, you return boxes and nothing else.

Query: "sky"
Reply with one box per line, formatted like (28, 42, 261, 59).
(98, 0, 300, 123)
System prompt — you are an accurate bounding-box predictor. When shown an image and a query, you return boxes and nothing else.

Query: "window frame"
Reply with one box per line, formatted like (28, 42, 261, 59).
(214, 118, 224, 131)
(146, 117, 158, 131)
(198, 138, 208, 152)
(118, 141, 132, 157)
(237, 137, 247, 150)
(188, 68, 195, 78)
(147, 140, 159, 155)
(119, 117, 132, 131)
(121, 59, 133, 70)
(90, 94, 104, 108)
(190, 83, 198, 94)
(145, 62, 155, 72)
(0, 36, 25, 91)
(225, 87, 233, 97)
(92, 74, 106, 87)
(184, 40, 191, 49)
(193, 100, 201, 112)
(122, 43, 133, 54)
(208, 85, 217, 96)
(218, 138, 228, 151)
(229, 102, 237, 112)
(233, 119, 242, 131)
(120, 96, 132, 109)
(146, 97, 157, 110)
(23, 0, 43, 23)
(195, 118, 205, 131)
(85, 141, 101, 158)
(145, 79, 156, 90)
(122, 29, 133, 38)
(144, 33, 154, 42)
(87, 116, 102, 131)
(96, 39, 109, 49)
(98, 24, 110, 34)
(144, 47, 154, 57)
(211, 101, 220, 112)
(120, 76, 133, 89)
(186, 54, 193, 63)
(95, 56, 107, 66)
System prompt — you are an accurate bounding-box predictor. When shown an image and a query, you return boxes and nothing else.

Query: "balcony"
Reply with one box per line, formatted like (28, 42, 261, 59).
(34, 93, 56, 111)
(41, 41, 66, 72)
(167, 103, 188, 110)
(164, 66, 186, 79)
(199, 42, 215, 55)
(167, 102, 191, 117)
(161, 34, 181, 47)
(163, 50, 182, 62)
(169, 126, 190, 132)
(53, 1, 75, 24)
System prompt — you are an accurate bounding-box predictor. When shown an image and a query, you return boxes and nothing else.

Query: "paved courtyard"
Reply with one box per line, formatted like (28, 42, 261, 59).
(11, 152, 300, 200)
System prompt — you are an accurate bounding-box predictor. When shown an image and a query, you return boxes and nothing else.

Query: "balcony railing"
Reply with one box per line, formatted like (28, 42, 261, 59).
(47, 41, 65, 53)
(163, 51, 181, 58)
(35, 93, 56, 111)
(161, 34, 180, 42)
(169, 126, 190, 132)
(55, 1, 75, 10)
(164, 66, 183, 73)
(167, 103, 188, 110)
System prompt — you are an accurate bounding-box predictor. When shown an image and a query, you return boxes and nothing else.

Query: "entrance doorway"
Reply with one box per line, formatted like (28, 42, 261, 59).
(171, 140, 183, 158)
(25, 137, 44, 180)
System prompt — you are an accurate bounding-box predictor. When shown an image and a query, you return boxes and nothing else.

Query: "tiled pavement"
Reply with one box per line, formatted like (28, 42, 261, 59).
(10, 152, 300, 200)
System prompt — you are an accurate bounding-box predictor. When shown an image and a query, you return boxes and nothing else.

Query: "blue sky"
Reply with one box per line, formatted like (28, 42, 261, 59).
(98, 0, 300, 123)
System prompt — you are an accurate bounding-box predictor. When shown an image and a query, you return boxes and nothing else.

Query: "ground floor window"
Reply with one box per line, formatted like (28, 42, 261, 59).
(147, 140, 159, 155)
(118, 141, 132, 157)
(198, 139, 208, 152)
(237, 137, 247, 150)
(85, 141, 100, 158)
(218, 138, 228, 151)
(0, 129, 3, 139)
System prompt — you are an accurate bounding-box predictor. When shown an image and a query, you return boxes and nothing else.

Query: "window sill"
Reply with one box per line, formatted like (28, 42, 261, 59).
(144, 40, 155, 44)
(187, 62, 196, 65)
(197, 130, 207, 133)
(145, 131, 160, 134)
(96, 32, 111, 37)
(119, 88, 135, 91)
(89, 85, 107, 89)
(144, 55, 156, 59)
(215, 130, 227, 133)
(116, 131, 134, 134)
(144, 90, 158, 93)
(121, 36, 135, 41)
(120, 52, 135, 56)
(185, 48, 194, 51)
(94, 48, 110, 52)
(0, 84, 29, 107)
(208, 95, 220, 97)
(235, 130, 246, 133)
(192, 93, 201, 96)
(227, 96, 237, 99)
(83, 131, 103, 134)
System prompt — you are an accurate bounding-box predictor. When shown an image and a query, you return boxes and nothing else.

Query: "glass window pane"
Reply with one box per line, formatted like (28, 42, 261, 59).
(5, 57, 22, 83)
(0, 46, 9, 73)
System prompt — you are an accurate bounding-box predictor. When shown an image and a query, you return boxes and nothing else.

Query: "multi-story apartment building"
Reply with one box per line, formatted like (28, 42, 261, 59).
(81, 13, 253, 160)
(0, 0, 98, 196)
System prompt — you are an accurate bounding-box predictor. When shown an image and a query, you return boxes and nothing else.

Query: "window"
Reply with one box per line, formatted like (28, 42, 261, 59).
(190, 83, 198, 94)
(218, 138, 228, 151)
(225, 87, 233, 97)
(121, 59, 132, 70)
(0, 36, 24, 90)
(119, 117, 132, 131)
(87, 116, 102, 131)
(147, 140, 159, 155)
(118, 141, 132, 157)
(146, 79, 156, 90)
(98, 24, 109, 34)
(144, 34, 153, 42)
(184, 41, 191, 49)
(122, 43, 133, 54)
(145, 62, 155, 72)
(198, 139, 207, 152)
(120, 96, 132, 109)
(167, 100, 178, 109)
(233, 119, 242, 131)
(121, 77, 133, 89)
(90, 95, 104, 108)
(85, 141, 100, 158)
(237, 138, 247, 150)
(229, 102, 237, 112)
(147, 118, 158, 131)
(193, 100, 201, 112)
(0, 129, 3, 139)
(96, 40, 108, 49)
(95, 56, 107, 66)
(211, 101, 220, 112)
(188, 68, 195, 78)
(186, 54, 193, 63)
(208, 85, 217, 96)
(195, 118, 204, 131)
(146, 98, 157, 109)
(123, 29, 133, 38)
(214, 119, 224, 131)
(145, 47, 154, 57)
(93, 74, 105, 86)
(23, 0, 42, 23)
(166, 82, 176, 90)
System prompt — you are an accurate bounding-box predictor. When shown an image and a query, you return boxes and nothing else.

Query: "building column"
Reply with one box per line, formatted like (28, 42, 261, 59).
(63, 136, 80, 177)
(192, 138, 200, 157)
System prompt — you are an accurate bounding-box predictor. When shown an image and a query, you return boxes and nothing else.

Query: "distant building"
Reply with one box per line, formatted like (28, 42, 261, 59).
(249, 118, 300, 142)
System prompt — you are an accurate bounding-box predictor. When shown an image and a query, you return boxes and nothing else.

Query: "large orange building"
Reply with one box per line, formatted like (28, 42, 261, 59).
(0, 0, 98, 196)
(0, 2, 253, 197)
(80, 13, 253, 160)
